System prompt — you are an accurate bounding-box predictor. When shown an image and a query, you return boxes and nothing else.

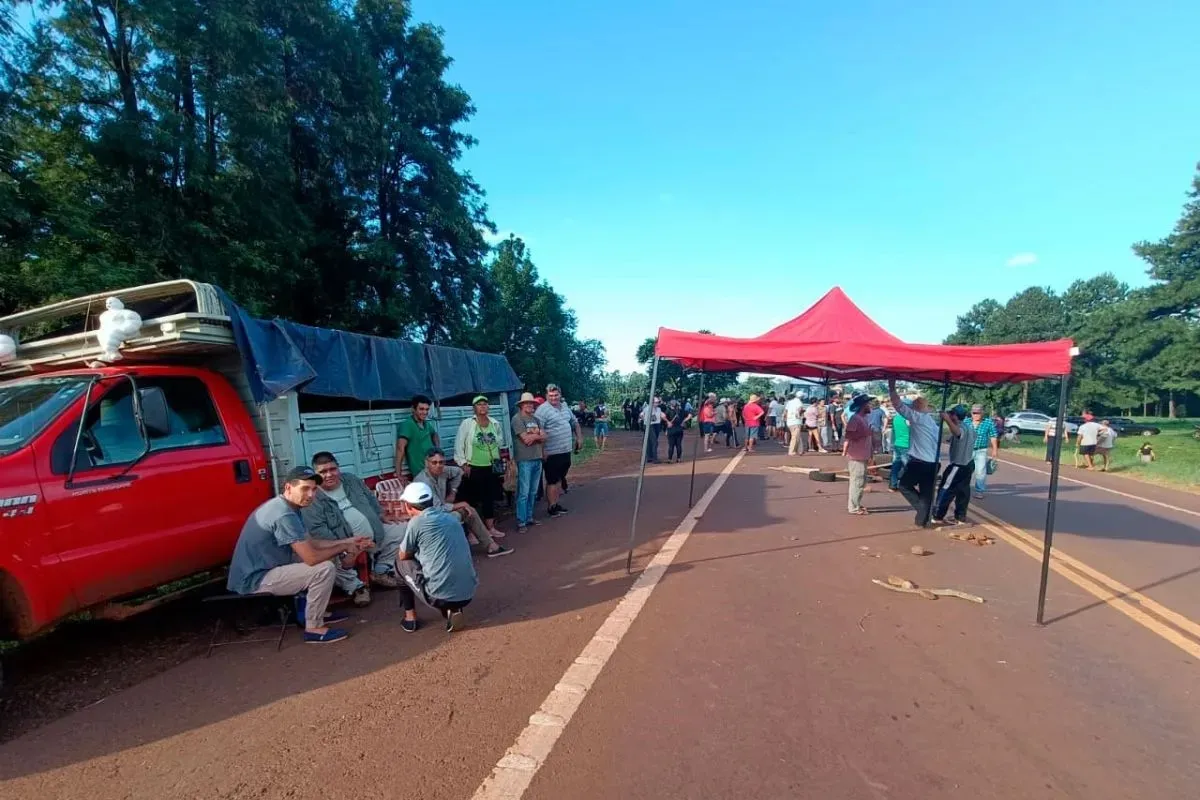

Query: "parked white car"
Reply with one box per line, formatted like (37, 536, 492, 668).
(1003, 411, 1078, 436)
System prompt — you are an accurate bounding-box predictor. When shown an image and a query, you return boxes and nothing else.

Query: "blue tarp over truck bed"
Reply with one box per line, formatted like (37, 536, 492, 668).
(216, 289, 522, 404)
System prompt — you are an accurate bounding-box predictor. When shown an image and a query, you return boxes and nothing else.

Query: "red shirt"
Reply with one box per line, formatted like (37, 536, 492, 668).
(700, 403, 715, 423)
(743, 402, 765, 427)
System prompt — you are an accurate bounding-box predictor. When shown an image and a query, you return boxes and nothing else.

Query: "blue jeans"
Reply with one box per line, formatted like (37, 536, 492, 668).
(516, 459, 542, 525)
(889, 446, 910, 490)
(647, 424, 661, 461)
(973, 449, 990, 493)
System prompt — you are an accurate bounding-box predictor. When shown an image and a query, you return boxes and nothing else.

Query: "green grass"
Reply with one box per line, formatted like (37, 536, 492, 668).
(1001, 417, 1200, 491)
(572, 435, 604, 467)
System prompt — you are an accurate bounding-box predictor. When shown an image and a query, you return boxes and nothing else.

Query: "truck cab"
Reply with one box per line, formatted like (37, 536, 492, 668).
(0, 365, 270, 638)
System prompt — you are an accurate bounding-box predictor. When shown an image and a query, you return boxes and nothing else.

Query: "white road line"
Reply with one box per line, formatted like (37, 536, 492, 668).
(997, 457, 1200, 519)
(471, 451, 746, 800)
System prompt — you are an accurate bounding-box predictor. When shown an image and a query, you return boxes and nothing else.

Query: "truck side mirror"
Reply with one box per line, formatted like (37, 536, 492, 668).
(138, 386, 171, 438)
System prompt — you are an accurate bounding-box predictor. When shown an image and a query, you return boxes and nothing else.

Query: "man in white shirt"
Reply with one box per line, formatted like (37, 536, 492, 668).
(1075, 417, 1103, 470)
(785, 392, 806, 456)
(888, 379, 942, 527)
(767, 396, 782, 441)
(641, 396, 667, 463)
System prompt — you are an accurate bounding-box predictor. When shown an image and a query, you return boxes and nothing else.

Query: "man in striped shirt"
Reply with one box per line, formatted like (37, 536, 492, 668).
(534, 384, 582, 518)
(970, 404, 998, 498)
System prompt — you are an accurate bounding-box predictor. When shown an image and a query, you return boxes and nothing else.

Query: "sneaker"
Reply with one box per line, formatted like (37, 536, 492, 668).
(526, 518, 542, 527)
(445, 609, 464, 632)
(486, 545, 514, 558)
(973, 492, 984, 499)
(352, 586, 371, 607)
(400, 618, 418, 633)
(549, 505, 569, 518)
(517, 525, 528, 535)
(370, 571, 400, 589)
(304, 628, 349, 644)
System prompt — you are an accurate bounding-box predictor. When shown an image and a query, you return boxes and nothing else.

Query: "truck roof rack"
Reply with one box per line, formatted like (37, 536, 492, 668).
(0, 280, 236, 378)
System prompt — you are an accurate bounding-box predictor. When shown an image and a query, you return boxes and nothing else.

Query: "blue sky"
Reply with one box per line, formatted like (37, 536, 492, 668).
(416, 0, 1200, 373)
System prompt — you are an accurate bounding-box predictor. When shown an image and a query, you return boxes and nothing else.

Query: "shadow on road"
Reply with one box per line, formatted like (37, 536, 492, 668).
(1042, 564, 1200, 626)
(0, 441, 774, 781)
(984, 482, 1200, 548)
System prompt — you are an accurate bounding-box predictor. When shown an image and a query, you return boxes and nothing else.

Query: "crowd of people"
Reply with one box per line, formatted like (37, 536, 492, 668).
(226, 384, 587, 644)
(841, 380, 1000, 527)
(620, 384, 1010, 530)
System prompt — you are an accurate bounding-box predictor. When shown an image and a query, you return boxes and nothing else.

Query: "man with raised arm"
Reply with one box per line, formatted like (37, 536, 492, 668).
(888, 379, 942, 528)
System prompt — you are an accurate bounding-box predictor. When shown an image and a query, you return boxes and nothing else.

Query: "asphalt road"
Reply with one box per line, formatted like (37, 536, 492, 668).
(979, 451, 1200, 626)
(0, 430, 1196, 799)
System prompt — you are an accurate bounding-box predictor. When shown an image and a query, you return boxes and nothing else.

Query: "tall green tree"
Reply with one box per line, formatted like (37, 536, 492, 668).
(469, 237, 605, 400)
(1134, 163, 1200, 322)
(1, 0, 492, 343)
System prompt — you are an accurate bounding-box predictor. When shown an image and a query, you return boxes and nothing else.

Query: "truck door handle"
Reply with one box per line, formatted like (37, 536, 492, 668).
(233, 459, 252, 484)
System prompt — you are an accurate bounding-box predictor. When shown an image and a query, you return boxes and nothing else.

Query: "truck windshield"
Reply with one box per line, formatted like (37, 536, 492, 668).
(0, 376, 91, 456)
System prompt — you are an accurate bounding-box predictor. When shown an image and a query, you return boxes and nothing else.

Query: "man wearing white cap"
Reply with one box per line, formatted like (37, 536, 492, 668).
(396, 482, 481, 633)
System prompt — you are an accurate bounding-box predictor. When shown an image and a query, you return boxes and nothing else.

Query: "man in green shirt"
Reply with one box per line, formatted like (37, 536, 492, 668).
(888, 400, 912, 492)
(395, 394, 440, 479)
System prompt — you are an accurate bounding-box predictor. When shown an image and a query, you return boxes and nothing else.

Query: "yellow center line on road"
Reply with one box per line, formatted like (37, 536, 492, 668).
(969, 505, 1200, 661)
(996, 457, 1200, 519)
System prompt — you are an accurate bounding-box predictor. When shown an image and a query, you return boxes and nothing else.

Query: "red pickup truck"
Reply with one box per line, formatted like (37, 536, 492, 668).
(0, 364, 270, 636)
(0, 281, 518, 644)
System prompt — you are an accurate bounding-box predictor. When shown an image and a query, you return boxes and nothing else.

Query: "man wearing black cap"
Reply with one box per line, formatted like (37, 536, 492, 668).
(932, 404, 976, 525)
(227, 466, 374, 644)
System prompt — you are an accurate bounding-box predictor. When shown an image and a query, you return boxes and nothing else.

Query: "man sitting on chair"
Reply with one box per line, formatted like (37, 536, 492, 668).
(396, 482, 481, 633)
(227, 466, 374, 645)
(413, 448, 513, 559)
(303, 451, 407, 607)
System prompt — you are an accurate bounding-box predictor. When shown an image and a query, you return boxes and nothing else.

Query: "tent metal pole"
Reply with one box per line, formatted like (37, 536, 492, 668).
(924, 374, 951, 526)
(1037, 375, 1071, 624)
(687, 367, 705, 507)
(626, 356, 662, 574)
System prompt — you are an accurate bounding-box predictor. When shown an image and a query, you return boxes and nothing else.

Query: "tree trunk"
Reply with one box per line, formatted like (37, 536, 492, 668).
(1143, 389, 1149, 416)
(179, 56, 197, 183)
(1168, 389, 1176, 419)
(90, 1, 139, 121)
(1021, 381, 1029, 409)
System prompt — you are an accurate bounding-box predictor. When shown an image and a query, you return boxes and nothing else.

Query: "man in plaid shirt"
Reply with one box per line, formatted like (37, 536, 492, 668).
(970, 404, 999, 498)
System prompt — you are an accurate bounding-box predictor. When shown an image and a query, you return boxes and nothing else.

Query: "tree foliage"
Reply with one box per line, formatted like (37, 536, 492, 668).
(0, 2, 605, 397)
(635, 332, 738, 399)
(943, 164, 1200, 417)
(470, 237, 605, 400)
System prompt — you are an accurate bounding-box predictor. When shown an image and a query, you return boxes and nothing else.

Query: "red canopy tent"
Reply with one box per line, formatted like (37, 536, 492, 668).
(627, 287, 1075, 624)
(655, 287, 1074, 384)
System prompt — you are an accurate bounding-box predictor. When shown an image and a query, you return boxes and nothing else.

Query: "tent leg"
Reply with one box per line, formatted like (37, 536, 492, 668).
(687, 369, 705, 507)
(924, 375, 951, 527)
(626, 357, 662, 574)
(1037, 375, 1071, 624)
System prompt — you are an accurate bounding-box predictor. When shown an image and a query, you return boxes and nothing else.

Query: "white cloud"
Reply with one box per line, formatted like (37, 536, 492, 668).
(480, 228, 530, 246)
(1005, 252, 1038, 268)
